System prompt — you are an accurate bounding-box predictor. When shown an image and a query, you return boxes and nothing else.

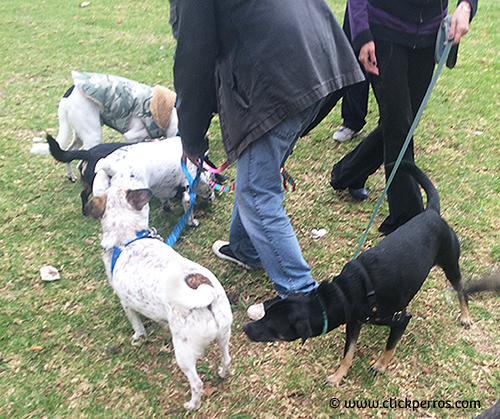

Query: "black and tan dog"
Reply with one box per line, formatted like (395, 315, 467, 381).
(244, 161, 473, 385)
(46, 134, 131, 215)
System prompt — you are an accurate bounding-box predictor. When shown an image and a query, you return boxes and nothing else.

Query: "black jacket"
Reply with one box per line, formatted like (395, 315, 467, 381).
(172, 0, 365, 162)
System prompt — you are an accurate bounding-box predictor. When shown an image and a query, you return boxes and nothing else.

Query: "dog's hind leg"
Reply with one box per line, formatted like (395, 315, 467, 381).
(437, 234, 473, 329)
(171, 336, 204, 410)
(56, 97, 79, 182)
(217, 326, 231, 379)
(121, 305, 147, 339)
(371, 313, 412, 375)
(325, 321, 362, 386)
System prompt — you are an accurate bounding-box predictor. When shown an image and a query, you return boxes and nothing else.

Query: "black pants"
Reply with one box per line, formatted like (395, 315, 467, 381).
(331, 40, 436, 234)
(340, 4, 370, 133)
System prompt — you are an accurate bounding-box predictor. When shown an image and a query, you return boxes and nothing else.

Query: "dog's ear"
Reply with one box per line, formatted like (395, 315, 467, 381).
(126, 189, 152, 211)
(85, 196, 107, 220)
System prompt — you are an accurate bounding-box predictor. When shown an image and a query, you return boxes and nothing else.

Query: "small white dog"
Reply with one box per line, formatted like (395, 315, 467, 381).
(30, 71, 178, 182)
(86, 186, 232, 410)
(92, 136, 215, 227)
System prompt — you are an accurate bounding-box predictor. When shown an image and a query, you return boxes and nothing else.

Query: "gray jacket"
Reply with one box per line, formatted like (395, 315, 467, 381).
(72, 71, 165, 139)
(171, 0, 365, 163)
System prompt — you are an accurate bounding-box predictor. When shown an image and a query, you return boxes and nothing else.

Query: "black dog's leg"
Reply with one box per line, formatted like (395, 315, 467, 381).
(325, 321, 362, 386)
(371, 314, 412, 375)
(81, 189, 91, 216)
(436, 232, 473, 328)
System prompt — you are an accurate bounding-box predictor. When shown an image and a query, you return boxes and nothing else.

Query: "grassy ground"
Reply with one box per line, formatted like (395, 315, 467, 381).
(1, 0, 499, 418)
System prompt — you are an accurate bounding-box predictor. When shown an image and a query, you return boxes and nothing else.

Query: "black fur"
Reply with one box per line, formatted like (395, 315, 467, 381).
(46, 134, 131, 215)
(473, 399, 500, 419)
(244, 162, 471, 382)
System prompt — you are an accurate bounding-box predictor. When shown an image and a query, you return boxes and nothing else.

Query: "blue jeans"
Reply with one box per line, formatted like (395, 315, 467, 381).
(228, 99, 325, 297)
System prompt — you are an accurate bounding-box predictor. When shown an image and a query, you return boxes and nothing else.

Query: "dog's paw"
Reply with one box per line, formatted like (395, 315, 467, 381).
(324, 373, 344, 387)
(370, 358, 389, 375)
(132, 331, 147, 340)
(460, 315, 473, 330)
(217, 364, 230, 379)
(183, 399, 201, 411)
(188, 218, 200, 228)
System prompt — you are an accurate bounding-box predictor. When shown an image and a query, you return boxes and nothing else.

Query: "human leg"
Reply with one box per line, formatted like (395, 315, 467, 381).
(371, 42, 434, 234)
(226, 102, 325, 297)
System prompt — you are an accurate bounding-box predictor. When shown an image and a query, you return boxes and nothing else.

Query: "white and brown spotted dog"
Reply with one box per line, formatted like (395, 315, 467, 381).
(92, 136, 215, 227)
(30, 71, 178, 182)
(86, 187, 232, 410)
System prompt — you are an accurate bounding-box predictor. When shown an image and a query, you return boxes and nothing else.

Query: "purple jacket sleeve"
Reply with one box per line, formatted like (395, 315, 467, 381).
(348, 0, 372, 54)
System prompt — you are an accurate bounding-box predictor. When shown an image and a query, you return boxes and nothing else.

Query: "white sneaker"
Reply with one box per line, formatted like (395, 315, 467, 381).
(247, 303, 266, 321)
(333, 125, 363, 143)
(212, 240, 253, 270)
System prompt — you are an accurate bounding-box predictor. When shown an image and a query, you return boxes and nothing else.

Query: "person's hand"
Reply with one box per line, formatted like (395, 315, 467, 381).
(359, 41, 379, 76)
(447, 1, 471, 45)
(182, 149, 201, 167)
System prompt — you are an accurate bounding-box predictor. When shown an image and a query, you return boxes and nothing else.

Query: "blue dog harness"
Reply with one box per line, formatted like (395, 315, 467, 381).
(110, 229, 156, 276)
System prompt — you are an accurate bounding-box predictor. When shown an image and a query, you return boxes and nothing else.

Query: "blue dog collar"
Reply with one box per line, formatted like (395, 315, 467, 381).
(110, 230, 151, 275)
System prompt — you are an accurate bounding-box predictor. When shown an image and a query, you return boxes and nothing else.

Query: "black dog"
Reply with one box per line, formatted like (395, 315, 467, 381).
(244, 162, 472, 385)
(46, 134, 131, 215)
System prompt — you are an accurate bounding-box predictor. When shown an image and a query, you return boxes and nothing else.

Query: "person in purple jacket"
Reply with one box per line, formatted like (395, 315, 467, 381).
(330, 0, 477, 235)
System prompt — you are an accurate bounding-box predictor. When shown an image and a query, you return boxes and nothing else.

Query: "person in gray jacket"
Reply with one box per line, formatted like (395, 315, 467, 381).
(170, 0, 365, 320)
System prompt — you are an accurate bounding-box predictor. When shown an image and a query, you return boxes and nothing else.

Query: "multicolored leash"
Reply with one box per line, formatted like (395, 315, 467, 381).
(165, 156, 204, 247)
(281, 166, 296, 192)
(203, 159, 295, 193)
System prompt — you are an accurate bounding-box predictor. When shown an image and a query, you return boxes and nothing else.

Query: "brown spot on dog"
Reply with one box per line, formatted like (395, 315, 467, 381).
(85, 195, 107, 220)
(185, 273, 213, 290)
(126, 189, 152, 211)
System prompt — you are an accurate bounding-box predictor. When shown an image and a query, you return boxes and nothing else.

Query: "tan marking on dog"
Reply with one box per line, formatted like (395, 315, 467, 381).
(371, 347, 398, 374)
(458, 291, 473, 329)
(186, 273, 213, 290)
(325, 341, 357, 386)
(87, 195, 107, 220)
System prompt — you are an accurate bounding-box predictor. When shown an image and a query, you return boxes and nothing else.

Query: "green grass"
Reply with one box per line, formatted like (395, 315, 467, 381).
(1, 0, 499, 418)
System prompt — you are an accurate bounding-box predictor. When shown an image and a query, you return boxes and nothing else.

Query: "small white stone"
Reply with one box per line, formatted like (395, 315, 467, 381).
(40, 266, 60, 282)
(311, 228, 327, 239)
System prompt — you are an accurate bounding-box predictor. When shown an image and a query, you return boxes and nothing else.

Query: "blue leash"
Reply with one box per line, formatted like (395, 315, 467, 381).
(352, 20, 454, 259)
(165, 156, 204, 247)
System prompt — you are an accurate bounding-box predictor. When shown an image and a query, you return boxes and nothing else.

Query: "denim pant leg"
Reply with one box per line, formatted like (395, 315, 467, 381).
(228, 102, 324, 297)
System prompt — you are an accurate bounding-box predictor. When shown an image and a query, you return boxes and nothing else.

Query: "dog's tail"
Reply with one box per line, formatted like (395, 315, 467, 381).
(46, 133, 91, 163)
(465, 271, 500, 295)
(387, 161, 440, 214)
(167, 265, 216, 309)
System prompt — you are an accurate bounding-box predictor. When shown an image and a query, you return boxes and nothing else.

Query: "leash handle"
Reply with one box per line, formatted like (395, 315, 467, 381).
(352, 38, 454, 259)
(203, 159, 230, 174)
(165, 156, 204, 247)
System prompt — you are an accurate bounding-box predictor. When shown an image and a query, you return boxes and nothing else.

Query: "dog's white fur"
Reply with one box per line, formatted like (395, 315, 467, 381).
(86, 187, 232, 410)
(31, 85, 178, 181)
(92, 137, 215, 227)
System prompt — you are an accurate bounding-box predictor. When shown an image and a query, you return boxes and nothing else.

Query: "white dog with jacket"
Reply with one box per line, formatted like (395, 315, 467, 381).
(30, 71, 178, 181)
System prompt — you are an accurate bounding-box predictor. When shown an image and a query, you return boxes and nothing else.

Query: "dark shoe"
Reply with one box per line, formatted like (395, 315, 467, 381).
(348, 187, 369, 201)
(212, 240, 253, 270)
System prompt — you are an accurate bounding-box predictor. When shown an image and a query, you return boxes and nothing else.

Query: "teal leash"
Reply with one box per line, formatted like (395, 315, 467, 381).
(352, 26, 454, 260)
